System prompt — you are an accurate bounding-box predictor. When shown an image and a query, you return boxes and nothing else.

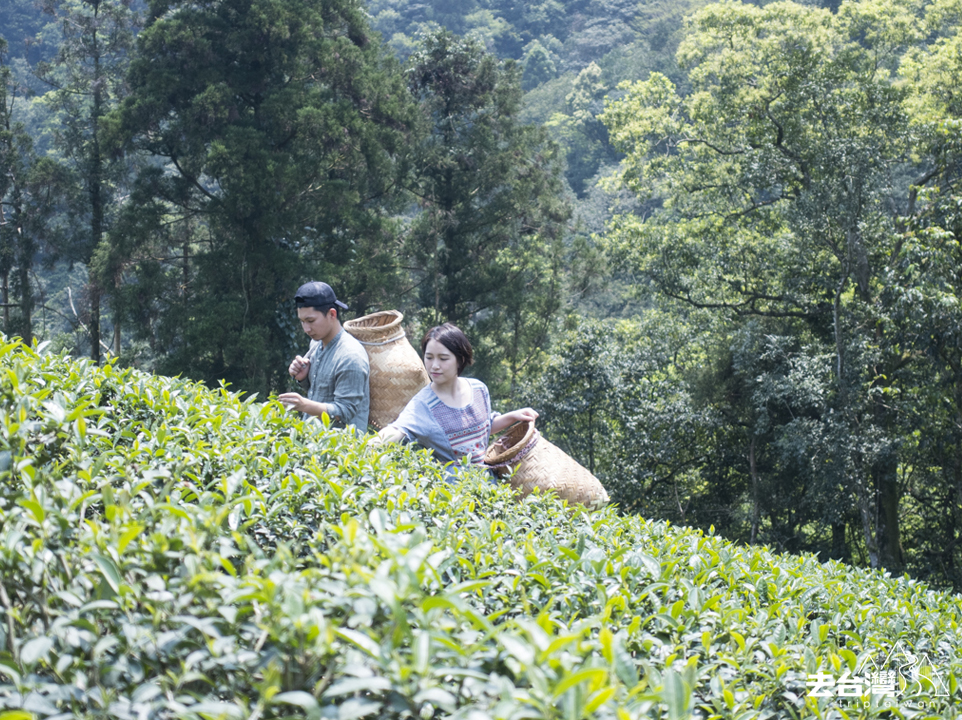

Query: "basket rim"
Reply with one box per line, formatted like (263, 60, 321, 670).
(344, 310, 407, 344)
(343, 309, 404, 332)
(484, 420, 538, 465)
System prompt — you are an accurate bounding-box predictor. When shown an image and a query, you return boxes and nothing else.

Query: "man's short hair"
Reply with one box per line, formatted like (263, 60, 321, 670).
(300, 303, 339, 319)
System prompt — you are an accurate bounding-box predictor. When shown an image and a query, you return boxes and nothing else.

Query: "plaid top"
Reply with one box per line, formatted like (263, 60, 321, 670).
(388, 378, 499, 466)
(298, 329, 370, 430)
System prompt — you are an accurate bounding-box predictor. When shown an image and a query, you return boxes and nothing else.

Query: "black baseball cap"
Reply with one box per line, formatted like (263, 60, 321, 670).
(294, 281, 349, 310)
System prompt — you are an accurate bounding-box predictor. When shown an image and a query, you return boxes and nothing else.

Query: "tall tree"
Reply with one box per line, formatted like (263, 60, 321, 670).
(403, 29, 570, 391)
(880, 0, 962, 588)
(116, 0, 416, 394)
(35, 0, 141, 361)
(0, 38, 13, 324)
(1, 38, 70, 345)
(884, 182, 962, 590)
(600, 0, 933, 573)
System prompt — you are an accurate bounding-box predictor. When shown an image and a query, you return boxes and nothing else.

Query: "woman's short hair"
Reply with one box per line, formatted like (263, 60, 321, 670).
(421, 323, 473, 375)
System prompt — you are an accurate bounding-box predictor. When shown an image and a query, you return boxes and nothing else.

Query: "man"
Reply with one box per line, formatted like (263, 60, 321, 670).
(278, 281, 370, 431)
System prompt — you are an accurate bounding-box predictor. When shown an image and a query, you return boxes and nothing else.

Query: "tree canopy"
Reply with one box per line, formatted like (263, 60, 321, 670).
(114, 0, 417, 393)
(600, 0, 962, 578)
(402, 29, 570, 389)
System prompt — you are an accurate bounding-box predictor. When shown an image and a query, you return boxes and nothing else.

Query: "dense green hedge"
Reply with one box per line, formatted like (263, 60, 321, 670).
(0, 337, 959, 719)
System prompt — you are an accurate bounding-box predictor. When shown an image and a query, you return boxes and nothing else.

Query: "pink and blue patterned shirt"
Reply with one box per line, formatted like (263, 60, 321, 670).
(387, 377, 500, 467)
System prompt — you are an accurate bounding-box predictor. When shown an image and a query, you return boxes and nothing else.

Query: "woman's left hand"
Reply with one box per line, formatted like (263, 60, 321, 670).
(491, 407, 540, 434)
(510, 407, 539, 423)
(491, 408, 538, 433)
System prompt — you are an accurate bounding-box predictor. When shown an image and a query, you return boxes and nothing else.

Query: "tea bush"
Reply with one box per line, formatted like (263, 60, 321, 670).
(0, 337, 959, 719)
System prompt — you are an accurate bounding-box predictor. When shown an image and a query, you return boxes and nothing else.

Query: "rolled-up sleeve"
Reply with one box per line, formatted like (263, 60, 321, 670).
(327, 359, 368, 424)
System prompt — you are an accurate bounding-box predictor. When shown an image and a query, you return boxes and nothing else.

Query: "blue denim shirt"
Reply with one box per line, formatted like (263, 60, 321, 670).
(299, 329, 370, 431)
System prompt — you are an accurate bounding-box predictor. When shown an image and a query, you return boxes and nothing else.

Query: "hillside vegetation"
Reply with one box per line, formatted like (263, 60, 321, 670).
(0, 337, 959, 718)
(8, 0, 962, 588)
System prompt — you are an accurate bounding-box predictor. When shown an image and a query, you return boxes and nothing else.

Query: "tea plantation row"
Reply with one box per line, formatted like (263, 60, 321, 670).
(0, 338, 959, 719)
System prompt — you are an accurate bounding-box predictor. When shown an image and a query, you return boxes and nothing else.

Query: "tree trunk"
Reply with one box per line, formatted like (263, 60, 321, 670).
(856, 467, 880, 568)
(953, 448, 962, 589)
(831, 522, 848, 562)
(89, 283, 101, 362)
(17, 251, 31, 346)
(872, 321, 903, 573)
(876, 458, 902, 572)
(89, 1, 104, 363)
(749, 434, 760, 544)
(2, 269, 9, 331)
(183, 234, 190, 297)
(11, 194, 32, 345)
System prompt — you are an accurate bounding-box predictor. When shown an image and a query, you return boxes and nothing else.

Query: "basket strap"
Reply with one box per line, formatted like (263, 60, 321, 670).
(355, 330, 406, 347)
(484, 430, 540, 469)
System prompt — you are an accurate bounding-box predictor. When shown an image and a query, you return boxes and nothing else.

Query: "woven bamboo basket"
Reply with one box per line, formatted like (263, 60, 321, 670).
(343, 310, 428, 429)
(485, 421, 609, 509)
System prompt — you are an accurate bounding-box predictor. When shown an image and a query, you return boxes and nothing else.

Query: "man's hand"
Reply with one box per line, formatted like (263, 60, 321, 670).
(289, 354, 310, 382)
(278, 392, 325, 417)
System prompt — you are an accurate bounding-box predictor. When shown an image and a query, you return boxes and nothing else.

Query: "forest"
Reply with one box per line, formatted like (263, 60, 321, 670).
(2, 0, 962, 594)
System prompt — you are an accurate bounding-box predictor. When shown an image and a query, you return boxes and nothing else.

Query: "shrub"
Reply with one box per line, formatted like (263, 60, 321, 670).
(0, 337, 959, 719)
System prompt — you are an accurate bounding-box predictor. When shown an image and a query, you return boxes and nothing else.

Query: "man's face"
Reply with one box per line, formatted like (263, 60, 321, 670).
(298, 306, 335, 342)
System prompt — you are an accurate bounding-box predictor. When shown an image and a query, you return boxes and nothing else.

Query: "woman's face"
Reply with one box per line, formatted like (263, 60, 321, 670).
(424, 338, 459, 386)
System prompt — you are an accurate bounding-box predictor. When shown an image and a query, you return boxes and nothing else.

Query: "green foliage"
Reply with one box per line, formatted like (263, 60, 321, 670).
(0, 0, 50, 64)
(0, 337, 960, 717)
(685, 321, 861, 559)
(542, 61, 620, 196)
(598, 0, 955, 576)
(115, 0, 417, 395)
(521, 39, 559, 91)
(3, 0, 711, 393)
(523, 0, 706, 195)
(402, 29, 571, 393)
(367, 0, 706, 195)
(523, 315, 719, 522)
(1, 44, 73, 347)
(882, 175, 962, 590)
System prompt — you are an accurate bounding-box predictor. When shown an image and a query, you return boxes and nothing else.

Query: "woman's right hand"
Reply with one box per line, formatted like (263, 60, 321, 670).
(372, 426, 406, 445)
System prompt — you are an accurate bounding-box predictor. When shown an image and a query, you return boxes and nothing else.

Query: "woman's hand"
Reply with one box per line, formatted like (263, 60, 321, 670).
(372, 426, 406, 445)
(491, 407, 539, 434)
(510, 407, 539, 423)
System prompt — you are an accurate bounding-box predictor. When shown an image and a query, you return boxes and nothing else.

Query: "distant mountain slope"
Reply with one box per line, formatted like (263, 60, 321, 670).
(369, 0, 709, 193)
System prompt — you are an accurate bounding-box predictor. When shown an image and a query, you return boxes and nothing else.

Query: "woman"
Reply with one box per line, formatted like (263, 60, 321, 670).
(376, 323, 538, 469)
